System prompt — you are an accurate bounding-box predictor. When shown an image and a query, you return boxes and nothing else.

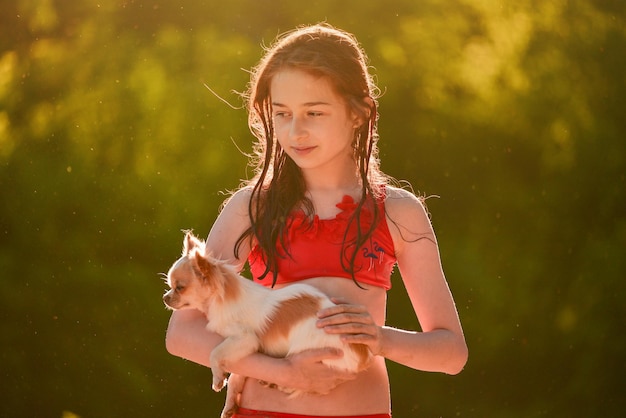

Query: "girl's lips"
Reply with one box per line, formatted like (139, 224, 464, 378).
(292, 146, 316, 155)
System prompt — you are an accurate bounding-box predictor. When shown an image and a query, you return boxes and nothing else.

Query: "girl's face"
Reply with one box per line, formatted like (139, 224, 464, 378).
(270, 69, 358, 178)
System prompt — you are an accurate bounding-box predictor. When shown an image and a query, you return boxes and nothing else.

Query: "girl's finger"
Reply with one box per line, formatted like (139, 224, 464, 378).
(318, 303, 367, 318)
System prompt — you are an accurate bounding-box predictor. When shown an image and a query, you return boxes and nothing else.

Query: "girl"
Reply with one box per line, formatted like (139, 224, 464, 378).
(166, 23, 467, 417)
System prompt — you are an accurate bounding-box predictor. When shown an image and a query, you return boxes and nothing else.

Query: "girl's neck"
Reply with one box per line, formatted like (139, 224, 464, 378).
(300, 162, 364, 219)
(303, 179, 362, 206)
(301, 159, 361, 195)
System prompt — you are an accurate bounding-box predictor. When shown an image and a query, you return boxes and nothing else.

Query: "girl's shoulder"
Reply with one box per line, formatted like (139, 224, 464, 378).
(222, 186, 254, 208)
(383, 185, 427, 214)
(383, 185, 434, 241)
(216, 186, 255, 223)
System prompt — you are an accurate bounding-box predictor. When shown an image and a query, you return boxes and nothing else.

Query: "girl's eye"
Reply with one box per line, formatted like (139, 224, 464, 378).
(274, 112, 290, 118)
(308, 111, 323, 117)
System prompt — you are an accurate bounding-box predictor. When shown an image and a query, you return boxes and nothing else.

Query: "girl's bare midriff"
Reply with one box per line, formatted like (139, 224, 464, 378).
(239, 277, 391, 415)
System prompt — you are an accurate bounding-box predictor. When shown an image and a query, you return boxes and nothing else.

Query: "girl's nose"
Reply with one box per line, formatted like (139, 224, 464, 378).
(289, 117, 307, 140)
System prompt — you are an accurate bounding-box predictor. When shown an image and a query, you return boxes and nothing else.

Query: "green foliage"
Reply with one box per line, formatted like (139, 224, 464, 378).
(1, 0, 624, 416)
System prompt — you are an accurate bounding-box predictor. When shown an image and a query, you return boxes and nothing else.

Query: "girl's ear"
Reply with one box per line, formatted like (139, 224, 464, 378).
(352, 96, 374, 128)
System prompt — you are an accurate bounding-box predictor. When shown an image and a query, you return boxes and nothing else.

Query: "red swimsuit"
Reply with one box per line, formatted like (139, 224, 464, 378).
(248, 195, 396, 290)
(233, 407, 391, 418)
(243, 195, 395, 418)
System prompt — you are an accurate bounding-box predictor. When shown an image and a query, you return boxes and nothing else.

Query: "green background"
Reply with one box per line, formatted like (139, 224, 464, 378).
(1, 0, 624, 417)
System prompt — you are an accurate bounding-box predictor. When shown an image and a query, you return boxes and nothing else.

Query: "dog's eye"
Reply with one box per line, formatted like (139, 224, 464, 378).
(175, 285, 185, 292)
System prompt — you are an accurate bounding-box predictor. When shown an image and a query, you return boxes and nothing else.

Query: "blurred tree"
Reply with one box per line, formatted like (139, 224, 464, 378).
(1, 0, 624, 417)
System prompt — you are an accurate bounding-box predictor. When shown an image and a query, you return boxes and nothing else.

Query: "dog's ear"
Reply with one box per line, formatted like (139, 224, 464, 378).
(193, 251, 224, 298)
(194, 251, 216, 280)
(182, 231, 203, 256)
(192, 252, 234, 302)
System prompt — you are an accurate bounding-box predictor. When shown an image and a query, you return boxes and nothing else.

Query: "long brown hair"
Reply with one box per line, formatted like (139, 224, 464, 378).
(235, 23, 388, 286)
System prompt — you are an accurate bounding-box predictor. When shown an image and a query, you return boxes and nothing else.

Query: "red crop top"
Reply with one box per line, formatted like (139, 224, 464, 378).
(248, 194, 397, 290)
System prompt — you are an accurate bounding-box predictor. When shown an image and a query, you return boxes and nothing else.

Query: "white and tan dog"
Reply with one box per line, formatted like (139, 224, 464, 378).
(163, 231, 371, 417)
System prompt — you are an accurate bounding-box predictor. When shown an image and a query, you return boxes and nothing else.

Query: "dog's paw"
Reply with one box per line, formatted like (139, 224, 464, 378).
(212, 375, 227, 392)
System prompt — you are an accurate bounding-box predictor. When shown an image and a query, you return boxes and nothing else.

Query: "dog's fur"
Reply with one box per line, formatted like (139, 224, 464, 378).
(163, 232, 372, 417)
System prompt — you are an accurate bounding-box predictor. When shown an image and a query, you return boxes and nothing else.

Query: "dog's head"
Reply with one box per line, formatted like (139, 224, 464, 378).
(163, 231, 227, 312)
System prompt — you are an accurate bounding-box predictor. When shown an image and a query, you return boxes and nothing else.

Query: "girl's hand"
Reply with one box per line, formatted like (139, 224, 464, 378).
(282, 347, 357, 394)
(316, 298, 384, 356)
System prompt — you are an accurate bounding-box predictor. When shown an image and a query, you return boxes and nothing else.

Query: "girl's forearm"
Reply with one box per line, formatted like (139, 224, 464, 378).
(166, 310, 300, 388)
(379, 326, 468, 375)
(222, 352, 292, 385)
(165, 310, 222, 367)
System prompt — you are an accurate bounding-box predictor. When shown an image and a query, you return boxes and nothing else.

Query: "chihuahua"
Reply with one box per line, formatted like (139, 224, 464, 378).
(163, 231, 371, 417)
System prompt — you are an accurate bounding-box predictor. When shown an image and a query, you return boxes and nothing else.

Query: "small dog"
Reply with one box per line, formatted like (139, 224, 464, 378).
(163, 231, 372, 417)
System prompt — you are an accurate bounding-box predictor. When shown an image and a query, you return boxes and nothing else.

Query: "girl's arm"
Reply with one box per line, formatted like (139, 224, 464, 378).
(165, 308, 351, 391)
(318, 188, 468, 375)
(165, 187, 252, 365)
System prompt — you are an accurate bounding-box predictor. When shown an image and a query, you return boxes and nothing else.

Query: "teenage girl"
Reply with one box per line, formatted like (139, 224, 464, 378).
(165, 23, 468, 418)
